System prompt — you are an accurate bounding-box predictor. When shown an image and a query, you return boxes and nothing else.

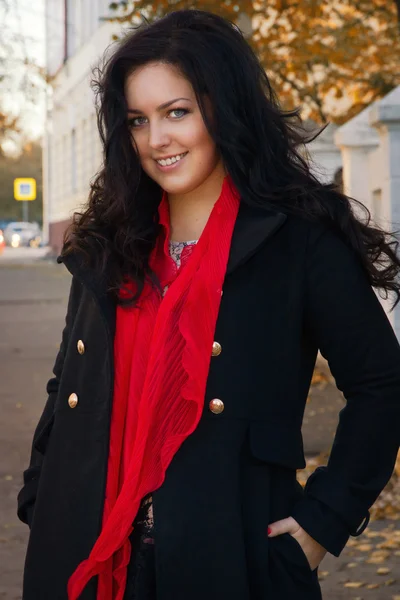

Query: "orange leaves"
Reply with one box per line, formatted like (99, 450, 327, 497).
(108, 0, 400, 124)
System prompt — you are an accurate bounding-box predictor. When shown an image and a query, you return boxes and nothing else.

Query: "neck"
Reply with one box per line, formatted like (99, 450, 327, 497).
(167, 167, 226, 242)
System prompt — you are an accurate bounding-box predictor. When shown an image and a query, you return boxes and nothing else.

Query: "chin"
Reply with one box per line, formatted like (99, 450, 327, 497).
(158, 181, 195, 195)
(149, 173, 199, 195)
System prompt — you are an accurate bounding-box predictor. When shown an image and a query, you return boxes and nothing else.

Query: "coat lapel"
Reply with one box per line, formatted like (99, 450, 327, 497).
(58, 251, 117, 340)
(58, 202, 287, 328)
(226, 202, 287, 275)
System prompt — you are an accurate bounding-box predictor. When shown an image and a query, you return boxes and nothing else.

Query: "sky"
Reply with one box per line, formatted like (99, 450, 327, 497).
(1, 0, 47, 146)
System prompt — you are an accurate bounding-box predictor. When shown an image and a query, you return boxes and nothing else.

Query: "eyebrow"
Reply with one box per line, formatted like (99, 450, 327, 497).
(127, 97, 192, 114)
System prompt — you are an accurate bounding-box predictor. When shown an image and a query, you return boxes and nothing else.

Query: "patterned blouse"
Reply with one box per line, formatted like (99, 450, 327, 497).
(124, 239, 198, 600)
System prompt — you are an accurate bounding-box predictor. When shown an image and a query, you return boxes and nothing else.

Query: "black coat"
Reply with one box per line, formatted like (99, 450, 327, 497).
(18, 202, 400, 600)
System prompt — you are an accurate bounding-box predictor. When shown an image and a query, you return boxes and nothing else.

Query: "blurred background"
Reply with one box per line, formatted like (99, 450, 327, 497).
(0, 1, 399, 598)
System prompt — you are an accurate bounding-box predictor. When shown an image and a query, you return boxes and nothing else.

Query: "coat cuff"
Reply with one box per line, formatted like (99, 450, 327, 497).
(291, 495, 352, 557)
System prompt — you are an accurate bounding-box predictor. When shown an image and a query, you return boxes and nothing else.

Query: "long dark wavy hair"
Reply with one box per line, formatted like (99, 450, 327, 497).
(62, 9, 400, 307)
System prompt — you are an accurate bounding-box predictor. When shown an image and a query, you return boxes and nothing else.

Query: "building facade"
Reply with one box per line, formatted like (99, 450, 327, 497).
(43, 0, 119, 251)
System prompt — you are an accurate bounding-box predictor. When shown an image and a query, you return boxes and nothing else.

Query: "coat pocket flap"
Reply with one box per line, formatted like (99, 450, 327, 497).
(249, 421, 306, 470)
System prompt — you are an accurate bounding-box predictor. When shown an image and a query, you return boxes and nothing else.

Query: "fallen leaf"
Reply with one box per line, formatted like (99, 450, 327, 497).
(366, 557, 386, 564)
(366, 531, 384, 538)
(343, 582, 365, 588)
(356, 544, 373, 552)
(366, 583, 380, 589)
(385, 579, 397, 586)
(366, 549, 391, 564)
(377, 567, 391, 575)
(377, 539, 400, 549)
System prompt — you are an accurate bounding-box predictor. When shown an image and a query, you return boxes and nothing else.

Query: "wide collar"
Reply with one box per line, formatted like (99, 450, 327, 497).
(226, 201, 286, 275)
(59, 200, 287, 328)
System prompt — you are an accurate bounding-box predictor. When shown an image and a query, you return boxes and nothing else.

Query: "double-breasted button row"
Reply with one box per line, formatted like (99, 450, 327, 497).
(210, 340, 223, 413)
(72, 339, 223, 411)
(68, 340, 85, 407)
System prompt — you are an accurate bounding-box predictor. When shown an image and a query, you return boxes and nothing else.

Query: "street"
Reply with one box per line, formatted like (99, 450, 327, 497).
(0, 258, 399, 599)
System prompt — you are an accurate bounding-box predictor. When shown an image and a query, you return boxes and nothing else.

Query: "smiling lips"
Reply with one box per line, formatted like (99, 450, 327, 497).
(155, 152, 188, 167)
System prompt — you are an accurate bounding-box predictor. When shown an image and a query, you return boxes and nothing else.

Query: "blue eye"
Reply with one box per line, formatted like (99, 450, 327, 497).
(169, 108, 188, 119)
(127, 107, 189, 129)
(128, 116, 146, 128)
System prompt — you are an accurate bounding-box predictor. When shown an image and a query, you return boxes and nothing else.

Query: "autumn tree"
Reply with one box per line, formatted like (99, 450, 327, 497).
(108, 0, 400, 124)
(0, 0, 47, 150)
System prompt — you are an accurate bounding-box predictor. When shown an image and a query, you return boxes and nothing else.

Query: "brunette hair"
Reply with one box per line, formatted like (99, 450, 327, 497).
(62, 9, 400, 307)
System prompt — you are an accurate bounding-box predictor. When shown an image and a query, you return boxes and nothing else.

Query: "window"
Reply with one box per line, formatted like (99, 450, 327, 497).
(81, 119, 89, 191)
(372, 189, 382, 222)
(66, 0, 76, 58)
(63, 134, 68, 199)
(90, 0, 101, 35)
(71, 129, 77, 193)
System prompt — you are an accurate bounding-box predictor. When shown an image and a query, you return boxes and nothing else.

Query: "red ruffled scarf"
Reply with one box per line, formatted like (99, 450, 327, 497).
(67, 176, 240, 599)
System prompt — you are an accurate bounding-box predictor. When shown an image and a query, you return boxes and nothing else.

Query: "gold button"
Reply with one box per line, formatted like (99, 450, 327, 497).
(212, 341, 222, 357)
(209, 398, 224, 414)
(77, 340, 85, 355)
(68, 393, 78, 408)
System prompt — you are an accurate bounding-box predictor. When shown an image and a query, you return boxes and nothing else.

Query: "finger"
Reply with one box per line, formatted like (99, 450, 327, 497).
(268, 517, 297, 537)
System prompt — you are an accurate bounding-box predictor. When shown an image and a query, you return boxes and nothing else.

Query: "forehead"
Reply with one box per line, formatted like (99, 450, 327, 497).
(125, 62, 194, 108)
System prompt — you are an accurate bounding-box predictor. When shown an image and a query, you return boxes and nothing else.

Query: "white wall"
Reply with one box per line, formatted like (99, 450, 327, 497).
(44, 1, 120, 236)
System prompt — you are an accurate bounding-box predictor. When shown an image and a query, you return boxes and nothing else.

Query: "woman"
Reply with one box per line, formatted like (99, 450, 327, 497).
(17, 9, 400, 600)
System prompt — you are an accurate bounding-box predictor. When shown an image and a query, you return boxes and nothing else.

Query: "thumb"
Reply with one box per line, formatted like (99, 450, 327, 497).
(268, 516, 299, 537)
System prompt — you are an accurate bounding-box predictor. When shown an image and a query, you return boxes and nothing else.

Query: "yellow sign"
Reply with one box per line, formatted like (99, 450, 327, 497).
(14, 178, 36, 201)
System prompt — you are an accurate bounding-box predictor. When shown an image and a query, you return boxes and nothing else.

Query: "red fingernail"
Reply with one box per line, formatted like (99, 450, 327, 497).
(268, 527, 272, 535)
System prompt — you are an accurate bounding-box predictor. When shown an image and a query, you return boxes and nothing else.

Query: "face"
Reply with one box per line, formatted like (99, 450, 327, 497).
(124, 62, 224, 195)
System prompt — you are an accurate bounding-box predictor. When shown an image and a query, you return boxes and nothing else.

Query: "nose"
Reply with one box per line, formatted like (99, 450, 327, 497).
(148, 121, 170, 150)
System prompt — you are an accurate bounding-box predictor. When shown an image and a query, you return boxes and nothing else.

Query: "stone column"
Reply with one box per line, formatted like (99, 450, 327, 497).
(334, 112, 379, 216)
(369, 87, 400, 338)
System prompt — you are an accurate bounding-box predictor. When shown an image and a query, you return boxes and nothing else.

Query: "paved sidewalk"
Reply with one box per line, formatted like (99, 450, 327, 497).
(0, 246, 51, 265)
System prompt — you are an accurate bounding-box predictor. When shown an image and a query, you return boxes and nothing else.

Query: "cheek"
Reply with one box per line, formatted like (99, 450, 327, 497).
(195, 130, 219, 163)
(191, 119, 217, 154)
(131, 134, 155, 176)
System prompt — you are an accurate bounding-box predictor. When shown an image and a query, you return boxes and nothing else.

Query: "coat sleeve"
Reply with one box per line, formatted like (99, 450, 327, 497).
(291, 224, 400, 557)
(17, 274, 83, 527)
